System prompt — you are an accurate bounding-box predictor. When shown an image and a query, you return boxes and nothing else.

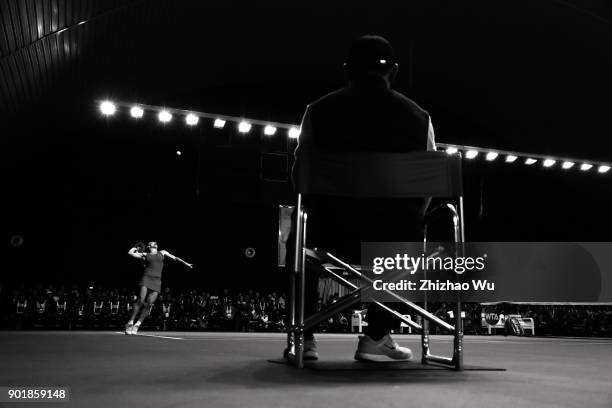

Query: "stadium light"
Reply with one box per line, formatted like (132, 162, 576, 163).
(561, 161, 574, 169)
(158, 110, 172, 123)
(185, 113, 199, 126)
(465, 150, 478, 159)
(264, 125, 277, 136)
(238, 121, 252, 133)
(95, 99, 612, 178)
(288, 127, 301, 139)
(130, 106, 144, 118)
(100, 101, 116, 116)
(485, 152, 499, 161)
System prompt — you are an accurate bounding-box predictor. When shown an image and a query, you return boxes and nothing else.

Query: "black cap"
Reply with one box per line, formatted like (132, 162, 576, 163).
(346, 35, 395, 70)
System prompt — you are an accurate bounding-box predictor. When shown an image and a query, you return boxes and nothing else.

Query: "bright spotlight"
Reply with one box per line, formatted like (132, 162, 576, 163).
(130, 106, 144, 118)
(465, 150, 478, 159)
(213, 118, 226, 129)
(445, 146, 458, 154)
(580, 163, 593, 171)
(100, 101, 116, 116)
(561, 161, 574, 169)
(543, 159, 556, 167)
(525, 158, 537, 165)
(158, 110, 172, 123)
(485, 152, 499, 161)
(505, 155, 518, 163)
(238, 121, 252, 133)
(288, 127, 301, 139)
(264, 125, 277, 136)
(185, 113, 199, 126)
(598, 165, 610, 173)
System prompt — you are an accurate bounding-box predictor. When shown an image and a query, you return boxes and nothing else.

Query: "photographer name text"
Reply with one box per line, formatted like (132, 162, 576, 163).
(372, 279, 495, 292)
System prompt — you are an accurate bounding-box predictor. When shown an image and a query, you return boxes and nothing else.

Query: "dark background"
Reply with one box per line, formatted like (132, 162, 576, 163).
(1, 0, 611, 290)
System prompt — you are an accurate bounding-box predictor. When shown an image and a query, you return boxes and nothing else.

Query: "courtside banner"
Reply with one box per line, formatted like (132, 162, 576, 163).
(360, 242, 612, 303)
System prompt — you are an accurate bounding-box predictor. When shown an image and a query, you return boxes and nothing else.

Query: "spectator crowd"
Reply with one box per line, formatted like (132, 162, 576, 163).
(0, 283, 349, 333)
(0, 283, 611, 336)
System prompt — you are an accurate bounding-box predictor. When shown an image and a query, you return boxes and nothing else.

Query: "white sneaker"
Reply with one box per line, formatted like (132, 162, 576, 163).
(125, 323, 134, 335)
(131, 324, 140, 335)
(303, 338, 319, 360)
(354, 334, 413, 362)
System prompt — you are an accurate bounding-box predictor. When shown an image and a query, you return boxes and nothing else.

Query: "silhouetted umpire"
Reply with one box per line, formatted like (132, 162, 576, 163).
(291, 35, 436, 361)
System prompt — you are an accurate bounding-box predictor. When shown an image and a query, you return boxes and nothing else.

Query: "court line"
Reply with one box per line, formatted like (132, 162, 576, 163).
(114, 331, 612, 345)
(114, 331, 184, 340)
(175, 336, 612, 345)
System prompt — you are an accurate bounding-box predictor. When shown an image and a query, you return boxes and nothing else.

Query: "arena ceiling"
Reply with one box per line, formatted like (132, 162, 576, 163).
(1, 0, 611, 159)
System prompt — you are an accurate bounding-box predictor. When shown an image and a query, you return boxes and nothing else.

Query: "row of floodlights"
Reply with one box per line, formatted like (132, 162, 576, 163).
(99, 101, 301, 139)
(445, 146, 610, 173)
(100, 101, 609, 174)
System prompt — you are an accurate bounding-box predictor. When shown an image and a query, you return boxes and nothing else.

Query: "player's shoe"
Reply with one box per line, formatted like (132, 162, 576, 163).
(354, 334, 413, 362)
(131, 325, 140, 335)
(124, 323, 134, 335)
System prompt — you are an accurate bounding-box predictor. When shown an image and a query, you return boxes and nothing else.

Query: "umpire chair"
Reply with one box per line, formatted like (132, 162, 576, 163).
(279, 150, 466, 370)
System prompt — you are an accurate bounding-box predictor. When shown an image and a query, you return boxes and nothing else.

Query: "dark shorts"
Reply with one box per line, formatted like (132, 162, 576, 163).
(139, 275, 162, 292)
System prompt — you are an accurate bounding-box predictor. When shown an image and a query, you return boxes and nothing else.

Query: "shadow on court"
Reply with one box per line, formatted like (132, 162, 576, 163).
(202, 358, 497, 387)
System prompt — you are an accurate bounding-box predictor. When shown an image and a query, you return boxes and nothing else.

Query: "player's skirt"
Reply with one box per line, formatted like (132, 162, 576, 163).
(139, 274, 162, 292)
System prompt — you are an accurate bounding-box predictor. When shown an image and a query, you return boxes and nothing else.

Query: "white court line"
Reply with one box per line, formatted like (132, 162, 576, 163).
(112, 332, 612, 345)
(175, 336, 612, 345)
(114, 331, 184, 340)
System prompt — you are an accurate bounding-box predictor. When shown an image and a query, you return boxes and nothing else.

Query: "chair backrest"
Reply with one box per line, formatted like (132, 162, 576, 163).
(294, 150, 463, 198)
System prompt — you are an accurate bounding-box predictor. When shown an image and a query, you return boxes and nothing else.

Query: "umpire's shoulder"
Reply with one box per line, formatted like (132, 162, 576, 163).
(305, 87, 349, 113)
(389, 89, 430, 118)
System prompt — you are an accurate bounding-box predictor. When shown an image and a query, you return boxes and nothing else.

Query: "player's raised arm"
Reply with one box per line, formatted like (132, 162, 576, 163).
(128, 243, 146, 259)
(160, 250, 193, 269)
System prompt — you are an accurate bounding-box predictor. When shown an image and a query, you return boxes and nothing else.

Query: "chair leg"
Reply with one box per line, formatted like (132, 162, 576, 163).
(294, 265, 304, 368)
(453, 298, 463, 371)
(287, 196, 303, 366)
(421, 234, 430, 364)
(285, 271, 295, 360)
(297, 210, 308, 368)
(421, 317, 430, 365)
(293, 200, 307, 368)
(421, 202, 465, 370)
(452, 199, 465, 371)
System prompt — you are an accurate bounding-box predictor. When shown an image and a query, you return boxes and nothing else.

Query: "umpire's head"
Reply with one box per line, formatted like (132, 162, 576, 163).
(344, 35, 399, 83)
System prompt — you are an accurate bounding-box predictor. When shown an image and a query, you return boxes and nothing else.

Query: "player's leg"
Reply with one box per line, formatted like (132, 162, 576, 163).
(133, 290, 158, 333)
(125, 286, 147, 334)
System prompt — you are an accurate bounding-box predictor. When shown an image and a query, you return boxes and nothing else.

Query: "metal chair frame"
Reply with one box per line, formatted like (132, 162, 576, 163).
(281, 152, 465, 370)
